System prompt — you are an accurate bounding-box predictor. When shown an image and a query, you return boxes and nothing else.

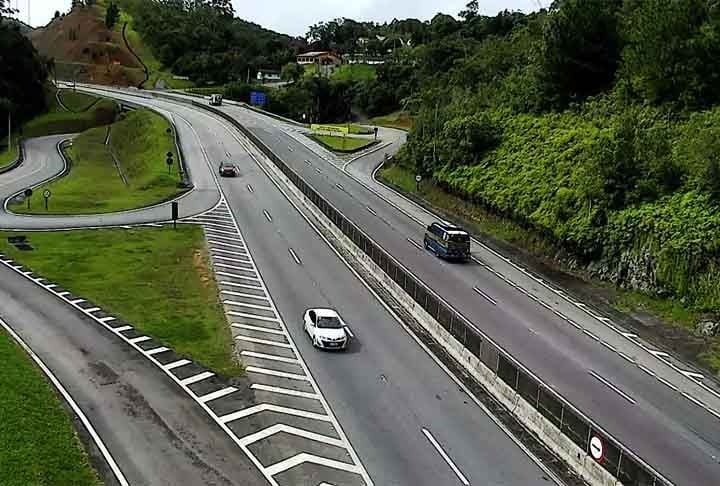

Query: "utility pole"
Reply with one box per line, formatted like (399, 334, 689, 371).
(7, 110, 11, 155)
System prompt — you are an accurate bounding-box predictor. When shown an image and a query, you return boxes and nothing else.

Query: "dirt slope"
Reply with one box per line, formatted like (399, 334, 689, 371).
(30, 5, 144, 87)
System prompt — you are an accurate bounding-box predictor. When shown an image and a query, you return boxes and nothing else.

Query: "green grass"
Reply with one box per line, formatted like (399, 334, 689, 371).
(379, 162, 557, 256)
(370, 111, 413, 131)
(322, 123, 373, 135)
(311, 134, 376, 153)
(0, 330, 100, 486)
(331, 64, 377, 82)
(0, 226, 240, 376)
(11, 109, 183, 215)
(23, 98, 116, 139)
(57, 89, 99, 112)
(0, 136, 19, 169)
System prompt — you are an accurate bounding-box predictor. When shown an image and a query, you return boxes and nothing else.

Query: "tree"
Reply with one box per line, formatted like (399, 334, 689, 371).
(0, 0, 15, 17)
(459, 1, 479, 21)
(105, 2, 120, 29)
(53, 10, 60, 19)
(281, 63, 304, 83)
(539, 0, 623, 107)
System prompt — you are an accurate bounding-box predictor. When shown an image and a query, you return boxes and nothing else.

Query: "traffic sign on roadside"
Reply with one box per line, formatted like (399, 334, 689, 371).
(43, 189, 51, 211)
(24, 188, 32, 209)
(590, 435, 604, 463)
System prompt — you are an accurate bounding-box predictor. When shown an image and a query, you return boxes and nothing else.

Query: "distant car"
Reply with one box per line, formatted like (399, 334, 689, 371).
(424, 221, 471, 261)
(218, 161, 239, 177)
(303, 308, 349, 350)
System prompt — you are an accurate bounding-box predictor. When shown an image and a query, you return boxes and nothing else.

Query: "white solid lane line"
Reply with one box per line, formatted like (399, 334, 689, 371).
(114, 325, 133, 333)
(220, 290, 269, 301)
(250, 383, 320, 400)
(472, 287, 497, 306)
(0, 317, 131, 486)
(84, 307, 101, 313)
(180, 371, 215, 386)
(99, 316, 116, 323)
(146, 346, 170, 356)
(366, 206, 377, 216)
(588, 370, 636, 405)
(199, 386, 238, 403)
(239, 423, 344, 448)
(129, 336, 151, 344)
(241, 350, 299, 364)
(208, 240, 246, 250)
(219, 403, 330, 424)
(263, 210, 273, 222)
(69, 298, 85, 304)
(164, 359, 192, 371)
(422, 428, 470, 486)
(235, 335, 292, 348)
(245, 366, 309, 381)
(288, 248, 302, 265)
(265, 453, 361, 477)
(407, 237, 423, 251)
(233, 323, 284, 335)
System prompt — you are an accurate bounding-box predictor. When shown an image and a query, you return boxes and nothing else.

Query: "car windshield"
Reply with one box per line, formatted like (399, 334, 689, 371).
(316, 316, 343, 329)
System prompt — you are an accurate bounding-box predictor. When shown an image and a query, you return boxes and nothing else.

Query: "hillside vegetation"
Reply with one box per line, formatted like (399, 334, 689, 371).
(12, 109, 182, 214)
(370, 1, 720, 329)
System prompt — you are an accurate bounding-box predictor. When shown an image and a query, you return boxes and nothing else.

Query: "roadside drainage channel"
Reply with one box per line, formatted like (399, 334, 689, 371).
(0, 218, 369, 486)
(184, 197, 371, 486)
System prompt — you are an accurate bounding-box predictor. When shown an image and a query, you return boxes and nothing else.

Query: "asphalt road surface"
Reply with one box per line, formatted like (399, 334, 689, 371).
(0, 262, 270, 486)
(0, 87, 555, 485)
(202, 98, 720, 486)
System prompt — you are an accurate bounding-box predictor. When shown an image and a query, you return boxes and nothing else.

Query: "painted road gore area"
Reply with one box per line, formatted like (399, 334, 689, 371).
(185, 199, 371, 486)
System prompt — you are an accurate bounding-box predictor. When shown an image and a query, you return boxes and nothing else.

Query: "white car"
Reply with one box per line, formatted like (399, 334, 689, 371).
(303, 308, 349, 350)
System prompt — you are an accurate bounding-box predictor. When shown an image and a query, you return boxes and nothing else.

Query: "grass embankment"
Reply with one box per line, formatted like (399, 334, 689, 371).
(0, 226, 239, 376)
(0, 137, 19, 169)
(311, 134, 376, 153)
(0, 330, 100, 486)
(24, 92, 116, 139)
(370, 111, 413, 131)
(11, 109, 183, 215)
(57, 89, 100, 112)
(323, 123, 373, 135)
(1, 89, 112, 171)
(379, 162, 720, 372)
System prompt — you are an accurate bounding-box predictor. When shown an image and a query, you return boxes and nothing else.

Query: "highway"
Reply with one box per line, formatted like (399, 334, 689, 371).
(199, 98, 720, 485)
(0, 87, 555, 485)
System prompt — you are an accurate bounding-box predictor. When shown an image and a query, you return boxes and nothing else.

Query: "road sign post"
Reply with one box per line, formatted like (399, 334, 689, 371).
(43, 189, 51, 211)
(166, 153, 174, 174)
(374, 127, 378, 140)
(24, 188, 32, 209)
(171, 201, 178, 229)
(415, 174, 422, 192)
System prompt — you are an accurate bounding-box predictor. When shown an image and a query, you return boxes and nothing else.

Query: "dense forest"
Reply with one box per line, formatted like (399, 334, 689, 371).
(0, 1, 49, 141)
(243, 0, 720, 317)
(115, 0, 298, 85)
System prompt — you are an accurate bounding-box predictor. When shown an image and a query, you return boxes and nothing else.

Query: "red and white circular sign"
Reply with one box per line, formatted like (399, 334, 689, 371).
(590, 435, 605, 463)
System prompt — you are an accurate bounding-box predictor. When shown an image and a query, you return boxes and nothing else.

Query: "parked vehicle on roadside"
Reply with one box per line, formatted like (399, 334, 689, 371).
(423, 221, 471, 261)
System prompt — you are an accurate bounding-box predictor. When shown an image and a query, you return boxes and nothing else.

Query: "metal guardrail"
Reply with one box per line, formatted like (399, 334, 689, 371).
(191, 99, 670, 486)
